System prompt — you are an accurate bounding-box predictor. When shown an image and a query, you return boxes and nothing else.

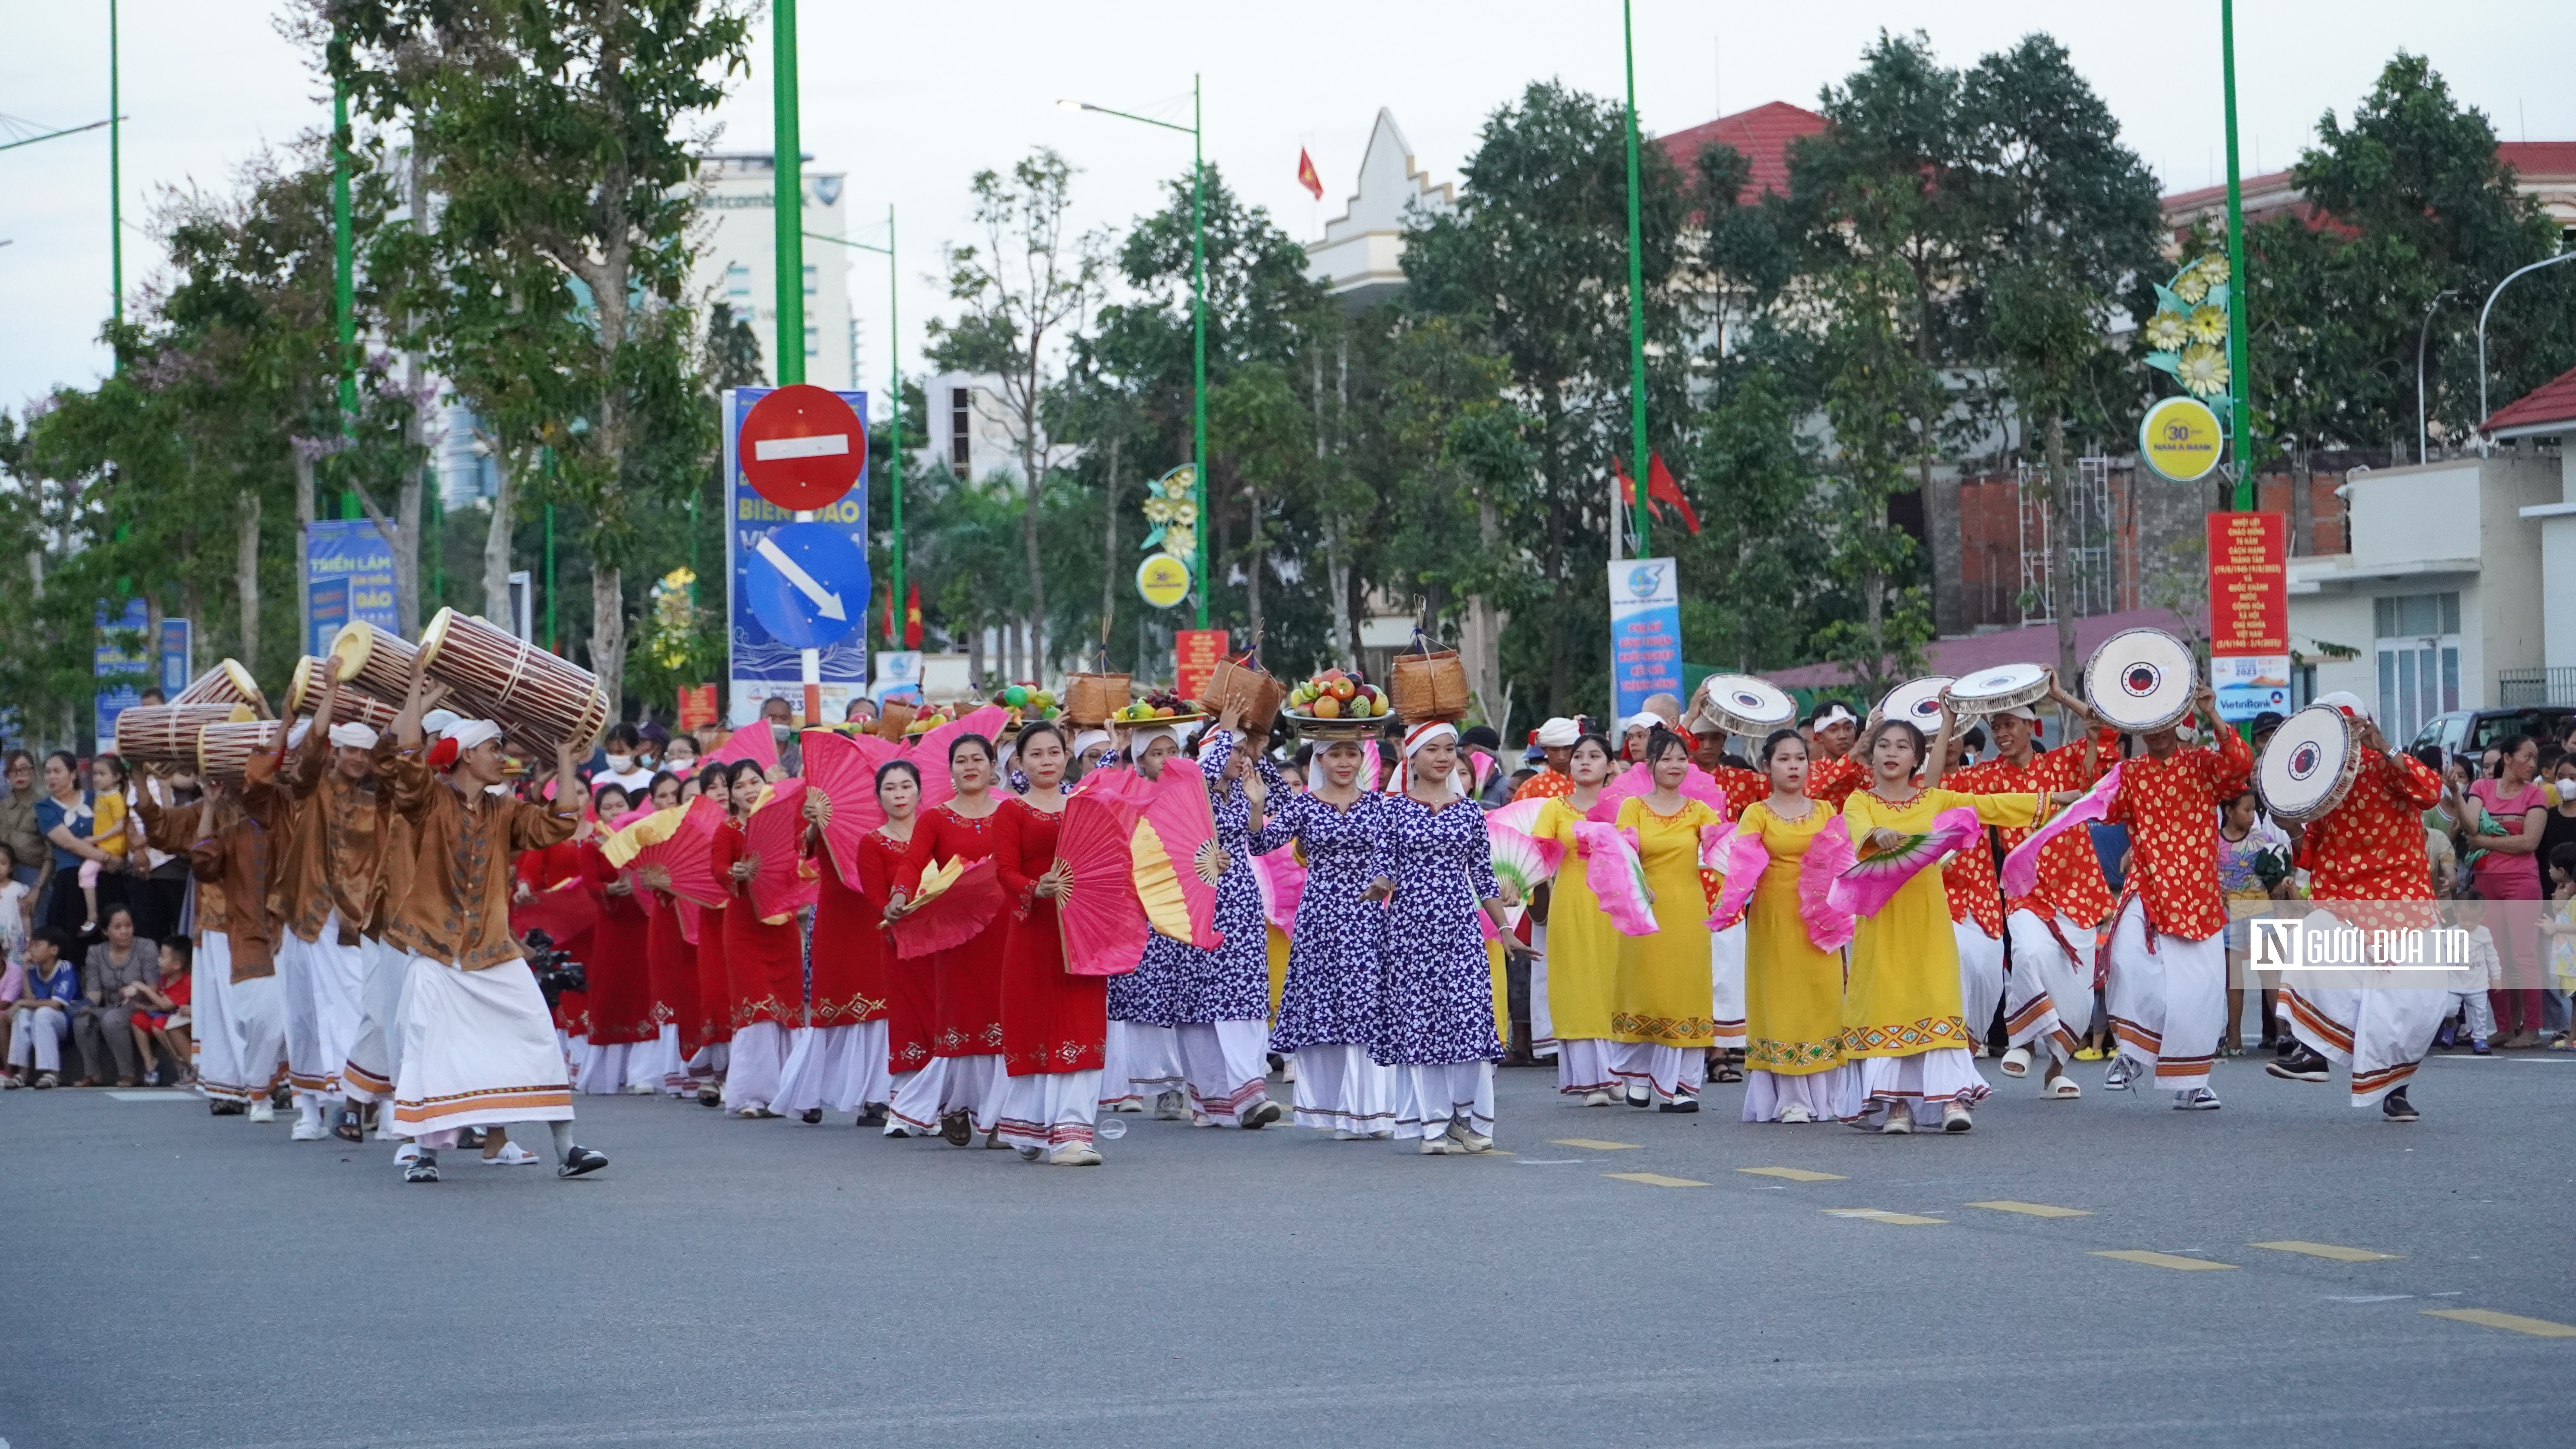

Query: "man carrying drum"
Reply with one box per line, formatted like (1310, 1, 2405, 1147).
(2264, 693, 2447, 1122)
(1943, 666, 2114, 1099)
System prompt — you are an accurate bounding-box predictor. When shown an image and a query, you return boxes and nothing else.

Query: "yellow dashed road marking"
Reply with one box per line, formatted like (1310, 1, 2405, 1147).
(2423, 1308, 2576, 1338)
(2249, 1240, 2399, 1262)
(1825, 1208, 1946, 1225)
(2092, 1250, 2235, 1271)
(1739, 1166, 1847, 1182)
(1551, 1138, 1643, 1151)
(1968, 1200, 2093, 1218)
(1604, 1172, 1708, 1188)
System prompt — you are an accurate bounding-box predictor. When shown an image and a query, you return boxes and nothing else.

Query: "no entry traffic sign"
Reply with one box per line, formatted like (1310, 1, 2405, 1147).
(739, 383, 865, 511)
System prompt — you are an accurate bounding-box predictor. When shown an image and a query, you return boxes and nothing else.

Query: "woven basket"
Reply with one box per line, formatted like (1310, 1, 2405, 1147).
(1062, 671, 1132, 727)
(1197, 656, 1286, 734)
(873, 700, 918, 741)
(1389, 644, 1471, 723)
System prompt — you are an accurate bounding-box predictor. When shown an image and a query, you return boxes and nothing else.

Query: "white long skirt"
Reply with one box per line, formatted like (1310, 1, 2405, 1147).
(2004, 906, 2095, 1063)
(230, 971, 289, 1103)
(1391, 1060, 1495, 1140)
(1710, 922, 1748, 1048)
(1555, 1037, 1619, 1095)
(389, 953, 573, 1138)
(1611, 1041, 1700, 1102)
(1956, 919, 2006, 1052)
(995, 1069, 1103, 1152)
(1527, 925, 1557, 1058)
(775, 1020, 891, 1117)
(1851, 1049, 1990, 1125)
(886, 1058, 951, 1135)
(1289, 1043, 1399, 1135)
(340, 937, 409, 1103)
(2105, 901, 2226, 1091)
(191, 933, 247, 1103)
(1743, 1064, 1861, 1122)
(277, 916, 367, 1098)
(1176, 1020, 1271, 1123)
(624, 1023, 684, 1094)
(577, 1041, 634, 1095)
(1099, 1021, 1184, 1107)
(721, 1020, 789, 1113)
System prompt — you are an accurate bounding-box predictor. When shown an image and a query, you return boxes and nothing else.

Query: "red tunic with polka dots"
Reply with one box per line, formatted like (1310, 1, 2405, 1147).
(1938, 822, 2006, 938)
(1805, 755, 1868, 812)
(1949, 739, 2116, 927)
(2304, 749, 2442, 904)
(2103, 727, 2254, 941)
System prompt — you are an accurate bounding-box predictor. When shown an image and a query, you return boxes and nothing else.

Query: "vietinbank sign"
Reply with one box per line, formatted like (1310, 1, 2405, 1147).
(1608, 557, 1681, 719)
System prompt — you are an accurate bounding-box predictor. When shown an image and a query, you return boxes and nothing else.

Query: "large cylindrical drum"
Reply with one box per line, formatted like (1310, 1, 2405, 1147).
(171, 659, 272, 719)
(415, 608, 610, 755)
(328, 620, 420, 704)
(284, 656, 401, 733)
(197, 720, 286, 781)
(114, 703, 253, 767)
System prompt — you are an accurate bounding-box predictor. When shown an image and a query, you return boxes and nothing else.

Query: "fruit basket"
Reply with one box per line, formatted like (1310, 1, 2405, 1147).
(1282, 670, 1391, 736)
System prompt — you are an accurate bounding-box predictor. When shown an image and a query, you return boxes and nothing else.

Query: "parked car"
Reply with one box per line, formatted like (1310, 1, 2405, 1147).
(2407, 706, 2576, 761)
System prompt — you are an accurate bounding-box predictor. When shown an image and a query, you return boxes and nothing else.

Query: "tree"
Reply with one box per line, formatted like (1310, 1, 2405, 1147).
(924, 149, 1109, 676)
(334, 0, 750, 712)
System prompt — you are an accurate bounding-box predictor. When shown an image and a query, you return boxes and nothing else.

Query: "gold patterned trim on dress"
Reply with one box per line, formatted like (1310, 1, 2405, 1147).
(1610, 1011, 1719, 1044)
(1747, 1035, 1843, 1072)
(1840, 1016, 1971, 1055)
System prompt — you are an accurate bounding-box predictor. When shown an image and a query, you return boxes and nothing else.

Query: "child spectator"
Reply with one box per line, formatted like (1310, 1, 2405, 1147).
(2543, 844, 2576, 1050)
(2445, 897, 2502, 1053)
(77, 754, 134, 936)
(2217, 789, 2291, 1054)
(128, 937, 192, 1086)
(6, 927, 79, 1088)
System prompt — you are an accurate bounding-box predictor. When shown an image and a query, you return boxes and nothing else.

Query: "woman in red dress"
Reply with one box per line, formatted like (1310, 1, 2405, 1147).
(902, 732, 1008, 1147)
(713, 757, 804, 1118)
(992, 724, 1106, 1165)
(577, 782, 659, 1095)
(687, 762, 735, 1105)
(774, 770, 895, 1126)
(864, 762, 941, 1137)
(635, 772, 699, 1096)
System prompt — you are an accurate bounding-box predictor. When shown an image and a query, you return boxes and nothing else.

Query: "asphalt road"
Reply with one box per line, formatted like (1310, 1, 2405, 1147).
(5, 1049, 2571, 1449)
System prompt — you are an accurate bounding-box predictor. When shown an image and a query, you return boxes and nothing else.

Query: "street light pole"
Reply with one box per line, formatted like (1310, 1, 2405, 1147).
(806, 205, 906, 647)
(108, 0, 122, 364)
(2221, 0, 2254, 512)
(1060, 86, 1211, 629)
(1621, 0, 1651, 559)
(2476, 251, 2576, 449)
(772, 0, 804, 389)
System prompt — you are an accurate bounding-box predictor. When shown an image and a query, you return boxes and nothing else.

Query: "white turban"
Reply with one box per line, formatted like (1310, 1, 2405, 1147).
(286, 719, 311, 748)
(1811, 703, 1858, 730)
(1071, 730, 1111, 758)
(328, 721, 379, 749)
(447, 719, 502, 752)
(1621, 712, 1660, 737)
(1128, 724, 1177, 755)
(2314, 691, 2371, 723)
(1534, 717, 1579, 748)
(422, 708, 462, 737)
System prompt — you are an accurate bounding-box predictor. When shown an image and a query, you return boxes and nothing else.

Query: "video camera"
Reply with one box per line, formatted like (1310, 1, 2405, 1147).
(521, 929, 588, 1008)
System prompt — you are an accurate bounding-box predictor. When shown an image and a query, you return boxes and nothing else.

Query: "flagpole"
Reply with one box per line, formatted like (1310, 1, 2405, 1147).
(1621, 0, 1653, 559)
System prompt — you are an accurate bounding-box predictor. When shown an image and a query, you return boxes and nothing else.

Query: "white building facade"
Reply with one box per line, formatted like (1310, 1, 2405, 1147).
(691, 152, 858, 394)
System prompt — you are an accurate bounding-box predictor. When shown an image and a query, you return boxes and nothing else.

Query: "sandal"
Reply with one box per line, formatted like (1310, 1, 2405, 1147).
(2044, 1075, 2082, 1098)
(333, 1106, 365, 1143)
(1713, 1063, 1744, 1084)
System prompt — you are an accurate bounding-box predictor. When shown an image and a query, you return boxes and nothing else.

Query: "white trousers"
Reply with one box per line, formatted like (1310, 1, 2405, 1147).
(1555, 1038, 1620, 1095)
(2446, 988, 2499, 1044)
(277, 917, 366, 1099)
(720, 1019, 788, 1113)
(886, 1059, 951, 1135)
(1099, 1021, 1184, 1106)
(1528, 924, 1556, 1057)
(775, 1020, 891, 1117)
(941, 1053, 1007, 1134)
(2004, 906, 2094, 1063)
(2281, 907, 2452, 1106)
(1852, 1049, 1990, 1125)
(1391, 1060, 1496, 1140)
(1956, 920, 2006, 1052)
(995, 1069, 1103, 1152)
(1176, 1020, 1271, 1123)
(389, 953, 572, 1139)
(1743, 1064, 1860, 1122)
(340, 937, 408, 1103)
(1710, 921, 1748, 1047)
(8, 1005, 67, 1070)
(2105, 901, 2227, 1091)
(1611, 1041, 1699, 1102)
(1288, 1043, 1399, 1135)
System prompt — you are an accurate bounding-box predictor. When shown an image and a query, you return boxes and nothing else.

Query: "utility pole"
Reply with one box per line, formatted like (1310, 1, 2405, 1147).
(1621, 0, 1653, 556)
(2221, 0, 2254, 512)
(108, 0, 122, 364)
(333, 59, 358, 520)
(772, 0, 805, 388)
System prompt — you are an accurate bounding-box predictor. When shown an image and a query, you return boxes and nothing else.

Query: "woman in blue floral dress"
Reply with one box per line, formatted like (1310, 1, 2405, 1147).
(1180, 721, 1286, 1128)
(1253, 735, 1398, 1137)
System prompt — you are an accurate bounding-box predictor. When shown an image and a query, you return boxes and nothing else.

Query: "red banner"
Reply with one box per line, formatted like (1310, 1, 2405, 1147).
(677, 683, 720, 733)
(1174, 630, 1228, 705)
(2207, 512, 2287, 656)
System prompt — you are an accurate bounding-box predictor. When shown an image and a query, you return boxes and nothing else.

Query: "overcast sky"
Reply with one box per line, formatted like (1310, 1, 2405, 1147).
(6, 0, 2570, 414)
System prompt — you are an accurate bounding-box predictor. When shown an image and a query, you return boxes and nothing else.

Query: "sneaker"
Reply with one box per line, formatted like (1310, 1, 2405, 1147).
(1941, 1102, 1973, 1133)
(209, 1099, 244, 1116)
(1658, 1097, 1701, 1113)
(557, 1145, 610, 1177)
(1047, 1143, 1103, 1166)
(485, 1142, 540, 1166)
(1108, 1100, 1144, 1114)
(1881, 1107, 1915, 1134)
(404, 1154, 441, 1184)
(246, 1097, 273, 1121)
(2266, 1046, 2330, 1083)
(1017, 1146, 1044, 1161)
(1778, 1103, 1815, 1124)
(696, 1087, 722, 1107)
(798, 1109, 823, 1125)
(855, 1105, 888, 1128)
(2173, 1087, 2222, 1111)
(2381, 1089, 2420, 1123)
(2102, 1056, 2139, 1091)
(1190, 1110, 1216, 1128)
(1446, 1120, 1495, 1153)
(1152, 1089, 1188, 1121)
(1417, 1135, 1454, 1155)
(1625, 1087, 1651, 1108)
(882, 1124, 915, 1139)
(1580, 1089, 1612, 1107)
(1240, 1099, 1282, 1130)
(1333, 1128, 1365, 1140)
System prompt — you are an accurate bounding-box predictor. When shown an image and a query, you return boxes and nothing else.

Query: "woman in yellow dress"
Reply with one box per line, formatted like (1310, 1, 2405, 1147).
(1611, 727, 1725, 1112)
(1730, 729, 1854, 1123)
(1840, 707, 2060, 1134)
(1528, 734, 1620, 1103)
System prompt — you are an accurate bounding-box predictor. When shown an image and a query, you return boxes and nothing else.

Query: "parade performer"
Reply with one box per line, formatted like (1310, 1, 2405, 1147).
(1370, 721, 1520, 1153)
(1511, 717, 1582, 802)
(1256, 736, 1397, 1137)
(1610, 726, 1726, 1111)
(2269, 694, 2447, 1120)
(134, 773, 286, 1120)
(580, 782, 661, 1095)
(712, 758, 803, 1118)
(904, 733, 1010, 1147)
(1942, 676, 2111, 1097)
(775, 769, 893, 1127)
(1099, 724, 1190, 1117)
(990, 724, 1108, 1164)
(2101, 683, 2251, 1109)
(1729, 730, 1853, 1123)
(687, 763, 735, 1103)
(249, 711, 386, 1143)
(1178, 712, 1286, 1129)
(342, 705, 444, 1134)
(1841, 712, 2050, 1133)
(864, 761, 942, 1138)
(634, 772, 699, 1097)
(1803, 702, 1867, 810)
(380, 672, 605, 1183)
(1527, 734, 1622, 1102)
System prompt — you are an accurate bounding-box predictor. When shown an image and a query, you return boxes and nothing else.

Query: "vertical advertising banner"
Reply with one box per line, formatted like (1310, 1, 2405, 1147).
(305, 519, 400, 648)
(94, 600, 152, 754)
(2208, 512, 2290, 723)
(1173, 630, 1227, 705)
(722, 386, 869, 725)
(1607, 558, 1683, 721)
(307, 577, 352, 661)
(158, 618, 194, 696)
(675, 684, 720, 733)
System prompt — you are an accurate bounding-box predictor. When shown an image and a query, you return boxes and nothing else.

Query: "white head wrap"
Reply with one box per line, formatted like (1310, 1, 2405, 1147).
(1534, 716, 1579, 749)
(422, 708, 462, 738)
(1071, 730, 1111, 759)
(2315, 691, 2371, 723)
(1995, 704, 2043, 723)
(286, 719, 311, 749)
(1812, 703, 1859, 731)
(1397, 721, 1466, 796)
(447, 719, 502, 753)
(1621, 712, 1660, 737)
(1128, 724, 1178, 755)
(328, 721, 379, 749)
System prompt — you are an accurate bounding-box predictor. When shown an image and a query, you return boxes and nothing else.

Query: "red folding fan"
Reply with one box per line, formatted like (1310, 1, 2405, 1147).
(799, 727, 901, 890)
(1056, 789, 1147, 976)
(618, 794, 727, 907)
(744, 777, 822, 922)
(911, 704, 1011, 811)
(890, 855, 1002, 958)
(705, 717, 779, 776)
(511, 875, 601, 946)
(1130, 761, 1222, 950)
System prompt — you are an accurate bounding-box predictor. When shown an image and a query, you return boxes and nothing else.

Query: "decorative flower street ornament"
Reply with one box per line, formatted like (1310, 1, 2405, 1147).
(2144, 254, 2234, 405)
(1136, 464, 1198, 577)
(2145, 311, 2190, 352)
(2176, 343, 2230, 395)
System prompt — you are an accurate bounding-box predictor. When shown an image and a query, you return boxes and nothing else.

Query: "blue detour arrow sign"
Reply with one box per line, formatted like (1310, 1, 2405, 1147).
(744, 521, 869, 650)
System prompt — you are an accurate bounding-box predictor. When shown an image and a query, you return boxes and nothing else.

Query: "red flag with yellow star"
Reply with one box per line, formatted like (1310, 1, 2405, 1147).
(1297, 148, 1324, 201)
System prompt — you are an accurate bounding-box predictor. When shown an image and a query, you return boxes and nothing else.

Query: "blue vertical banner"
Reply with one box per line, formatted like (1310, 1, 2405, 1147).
(1607, 557, 1683, 721)
(721, 386, 869, 725)
(158, 618, 193, 696)
(304, 519, 400, 650)
(308, 577, 352, 660)
(94, 600, 152, 754)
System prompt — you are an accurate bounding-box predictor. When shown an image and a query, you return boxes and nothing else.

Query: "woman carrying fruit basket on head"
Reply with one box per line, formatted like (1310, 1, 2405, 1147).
(1177, 704, 1287, 1130)
(1097, 720, 1193, 1119)
(1254, 722, 1398, 1137)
